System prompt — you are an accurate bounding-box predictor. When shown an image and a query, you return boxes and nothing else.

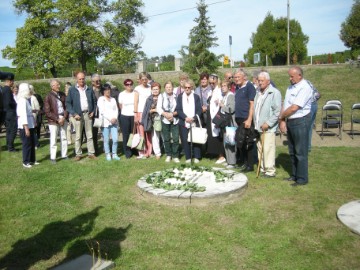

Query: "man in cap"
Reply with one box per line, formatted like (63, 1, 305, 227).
(2, 72, 18, 152)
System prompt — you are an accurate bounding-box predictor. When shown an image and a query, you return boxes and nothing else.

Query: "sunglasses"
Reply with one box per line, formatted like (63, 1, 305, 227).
(125, 84, 133, 86)
(184, 86, 191, 89)
(93, 80, 101, 83)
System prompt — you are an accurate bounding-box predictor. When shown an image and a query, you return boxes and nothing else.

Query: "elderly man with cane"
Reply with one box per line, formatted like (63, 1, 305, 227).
(254, 71, 282, 178)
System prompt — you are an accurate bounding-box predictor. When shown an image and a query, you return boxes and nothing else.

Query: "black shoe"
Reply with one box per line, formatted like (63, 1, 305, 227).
(262, 174, 276, 178)
(241, 166, 254, 173)
(283, 177, 296, 181)
(8, 149, 18, 152)
(291, 182, 308, 187)
(238, 164, 247, 170)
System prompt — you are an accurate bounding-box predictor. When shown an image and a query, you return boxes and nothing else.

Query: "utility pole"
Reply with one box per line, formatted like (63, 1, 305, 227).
(287, 0, 290, 66)
(229, 35, 233, 68)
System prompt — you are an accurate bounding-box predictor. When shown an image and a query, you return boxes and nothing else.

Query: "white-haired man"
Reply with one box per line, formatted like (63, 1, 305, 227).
(44, 79, 68, 164)
(253, 72, 282, 178)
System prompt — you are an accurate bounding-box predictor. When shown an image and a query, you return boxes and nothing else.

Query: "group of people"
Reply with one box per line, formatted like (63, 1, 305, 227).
(1, 66, 318, 186)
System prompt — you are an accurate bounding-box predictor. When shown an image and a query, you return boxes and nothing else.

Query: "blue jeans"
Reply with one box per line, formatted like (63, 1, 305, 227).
(286, 113, 311, 184)
(308, 102, 318, 151)
(101, 124, 118, 155)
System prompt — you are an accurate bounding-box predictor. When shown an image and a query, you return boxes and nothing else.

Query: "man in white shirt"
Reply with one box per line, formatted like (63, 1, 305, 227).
(66, 72, 97, 161)
(279, 66, 313, 186)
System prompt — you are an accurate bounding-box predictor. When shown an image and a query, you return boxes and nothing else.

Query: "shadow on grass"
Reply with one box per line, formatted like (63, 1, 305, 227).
(0, 206, 103, 270)
(275, 152, 292, 176)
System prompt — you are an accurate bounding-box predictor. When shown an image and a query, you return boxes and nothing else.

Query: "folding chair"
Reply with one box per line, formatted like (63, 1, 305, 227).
(325, 100, 343, 129)
(321, 103, 342, 140)
(350, 103, 360, 139)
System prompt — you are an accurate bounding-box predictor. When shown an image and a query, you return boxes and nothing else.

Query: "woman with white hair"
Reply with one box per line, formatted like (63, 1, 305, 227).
(17, 83, 38, 168)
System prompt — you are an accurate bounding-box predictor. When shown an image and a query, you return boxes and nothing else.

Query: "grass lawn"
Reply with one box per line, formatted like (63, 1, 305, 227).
(1, 65, 360, 269)
(0, 135, 359, 269)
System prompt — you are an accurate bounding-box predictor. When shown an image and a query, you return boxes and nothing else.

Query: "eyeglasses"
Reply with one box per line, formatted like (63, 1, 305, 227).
(93, 80, 100, 83)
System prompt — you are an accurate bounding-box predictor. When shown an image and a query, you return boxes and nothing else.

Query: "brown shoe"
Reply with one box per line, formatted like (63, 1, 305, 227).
(74, 156, 81, 161)
(88, 155, 97, 160)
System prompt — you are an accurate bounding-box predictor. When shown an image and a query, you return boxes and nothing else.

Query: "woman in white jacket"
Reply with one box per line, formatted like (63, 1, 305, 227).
(98, 84, 120, 161)
(17, 83, 38, 168)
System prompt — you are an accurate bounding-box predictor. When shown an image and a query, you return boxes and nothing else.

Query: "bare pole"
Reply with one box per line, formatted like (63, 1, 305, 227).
(287, 0, 290, 66)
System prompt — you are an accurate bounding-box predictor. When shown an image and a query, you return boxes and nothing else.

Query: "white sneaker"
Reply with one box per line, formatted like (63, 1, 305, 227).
(173, 158, 180, 163)
(23, 163, 32, 168)
(194, 158, 200, 164)
(165, 156, 171, 162)
(185, 159, 191, 163)
(226, 164, 235, 169)
(215, 158, 226, 164)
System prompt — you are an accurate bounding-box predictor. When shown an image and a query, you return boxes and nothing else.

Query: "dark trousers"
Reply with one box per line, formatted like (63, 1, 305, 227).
(120, 114, 134, 158)
(162, 122, 179, 158)
(286, 113, 311, 184)
(20, 128, 36, 164)
(5, 111, 18, 151)
(179, 125, 201, 160)
(92, 126, 100, 155)
(235, 118, 254, 169)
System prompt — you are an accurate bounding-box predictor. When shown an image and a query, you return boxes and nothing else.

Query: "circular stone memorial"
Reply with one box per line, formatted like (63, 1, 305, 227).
(137, 166, 248, 205)
(337, 200, 360, 235)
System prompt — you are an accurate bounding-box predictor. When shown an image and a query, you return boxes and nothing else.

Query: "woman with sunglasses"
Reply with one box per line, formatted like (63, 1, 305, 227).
(118, 79, 136, 159)
(176, 79, 202, 163)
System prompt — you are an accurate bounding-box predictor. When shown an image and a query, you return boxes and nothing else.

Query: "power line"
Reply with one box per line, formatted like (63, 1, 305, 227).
(147, 0, 231, 18)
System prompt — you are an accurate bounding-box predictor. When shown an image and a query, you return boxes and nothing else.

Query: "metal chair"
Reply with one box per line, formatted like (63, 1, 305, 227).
(350, 103, 360, 139)
(325, 100, 343, 129)
(321, 103, 342, 140)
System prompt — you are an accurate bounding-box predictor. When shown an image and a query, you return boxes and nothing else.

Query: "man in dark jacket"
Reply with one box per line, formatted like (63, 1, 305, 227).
(66, 72, 97, 161)
(44, 79, 69, 164)
(2, 72, 17, 152)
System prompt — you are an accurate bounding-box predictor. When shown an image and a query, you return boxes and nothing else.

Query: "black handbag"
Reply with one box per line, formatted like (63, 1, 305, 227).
(212, 109, 232, 129)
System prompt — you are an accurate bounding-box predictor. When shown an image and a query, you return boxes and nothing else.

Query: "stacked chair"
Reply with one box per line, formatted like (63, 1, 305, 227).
(350, 103, 360, 139)
(321, 100, 343, 140)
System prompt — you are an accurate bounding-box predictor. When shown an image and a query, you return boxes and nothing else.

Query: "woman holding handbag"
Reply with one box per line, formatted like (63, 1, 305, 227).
(141, 82, 162, 159)
(219, 81, 237, 169)
(98, 84, 120, 161)
(134, 72, 152, 159)
(176, 79, 202, 163)
(118, 79, 135, 159)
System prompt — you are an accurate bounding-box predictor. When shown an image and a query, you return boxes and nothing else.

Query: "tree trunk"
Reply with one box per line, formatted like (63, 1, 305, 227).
(50, 66, 58, 78)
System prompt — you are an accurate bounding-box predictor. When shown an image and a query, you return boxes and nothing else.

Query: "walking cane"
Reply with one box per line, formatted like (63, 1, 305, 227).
(190, 122, 193, 166)
(256, 132, 265, 178)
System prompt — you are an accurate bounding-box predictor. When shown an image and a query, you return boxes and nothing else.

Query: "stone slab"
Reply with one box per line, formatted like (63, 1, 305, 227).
(52, 254, 114, 270)
(337, 200, 360, 235)
(137, 167, 247, 205)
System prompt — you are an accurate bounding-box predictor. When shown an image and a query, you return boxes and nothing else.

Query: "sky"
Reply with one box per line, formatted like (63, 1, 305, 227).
(0, 0, 354, 67)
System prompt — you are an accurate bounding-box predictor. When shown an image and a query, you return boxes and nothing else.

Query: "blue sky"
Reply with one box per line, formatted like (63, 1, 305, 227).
(0, 0, 354, 67)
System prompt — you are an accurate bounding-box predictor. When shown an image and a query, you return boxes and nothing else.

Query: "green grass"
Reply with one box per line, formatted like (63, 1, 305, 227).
(0, 136, 360, 269)
(1, 65, 360, 269)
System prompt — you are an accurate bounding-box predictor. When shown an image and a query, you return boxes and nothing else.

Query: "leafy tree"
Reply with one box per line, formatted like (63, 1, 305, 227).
(340, 0, 360, 56)
(179, 0, 219, 81)
(2, 0, 146, 77)
(244, 13, 309, 66)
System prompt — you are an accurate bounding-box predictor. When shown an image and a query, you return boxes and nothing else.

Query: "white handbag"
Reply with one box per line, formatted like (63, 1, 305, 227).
(187, 115, 208, 144)
(93, 117, 103, 128)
